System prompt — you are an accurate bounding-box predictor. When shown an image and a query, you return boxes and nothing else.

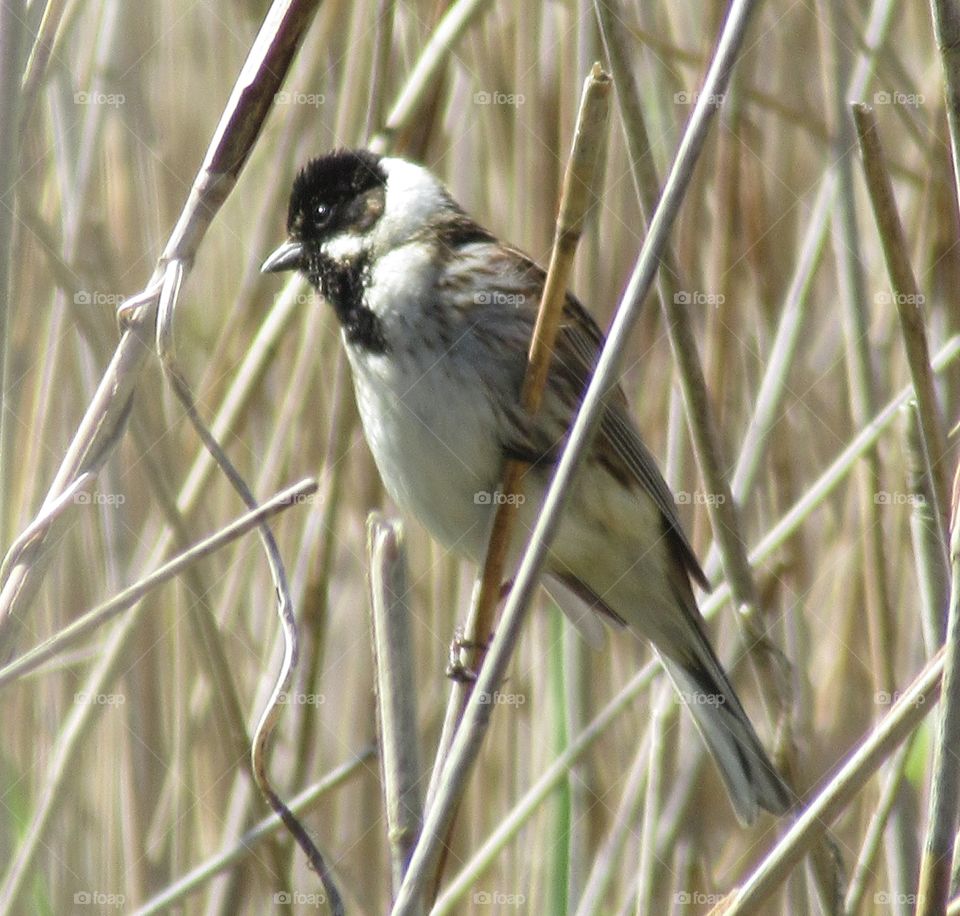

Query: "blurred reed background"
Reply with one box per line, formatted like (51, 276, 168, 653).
(1, 0, 958, 914)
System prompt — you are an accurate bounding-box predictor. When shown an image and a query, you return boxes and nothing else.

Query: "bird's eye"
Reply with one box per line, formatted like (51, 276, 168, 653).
(316, 204, 333, 227)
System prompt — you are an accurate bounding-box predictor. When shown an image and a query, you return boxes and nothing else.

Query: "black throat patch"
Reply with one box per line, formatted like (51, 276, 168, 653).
(310, 252, 388, 354)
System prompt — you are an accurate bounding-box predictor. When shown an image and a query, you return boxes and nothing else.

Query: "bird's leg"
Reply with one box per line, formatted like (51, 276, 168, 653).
(445, 577, 514, 681)
(445, 624, 493, 682)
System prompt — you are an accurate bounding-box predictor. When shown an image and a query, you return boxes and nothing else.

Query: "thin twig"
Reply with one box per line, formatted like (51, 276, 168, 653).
(130, 424, 255, 783)
(0, 0, 25, 551)
(636, 686, 669, 916)
(16, 0, 70, 137)
(431, 661, 658, 915)
(155, 250, 340, 907)
(724, 648, 944, 915)
(0, 0, 322, 648)
(917, 464, 960, 916)
(0, 5, 324, 912)
(842, 739, 914, 914)
(573, 732, 650, 916)
(423, 62, 610, 901)
(822, 4, 896, 709)
(0, 479, 317, 690)
(131, 747, 376, 916)
(709, 0, 895, 553)
(594, 0, 790, 749)
(817, 15, 896, 905)
(369, 0, 494, 155)
(700, 336, 960, 623)
(853, 99, 957, 916)
(907, 405, 951, 654)
(852, 101, 951, 560)
(930, 0, 960, 210)
(0, 472, 95, 588)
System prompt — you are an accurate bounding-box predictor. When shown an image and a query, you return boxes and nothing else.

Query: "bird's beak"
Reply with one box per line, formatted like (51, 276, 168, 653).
(261, 240, 305, 274)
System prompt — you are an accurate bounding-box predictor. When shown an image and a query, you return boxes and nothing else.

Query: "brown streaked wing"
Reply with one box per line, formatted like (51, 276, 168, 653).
(499, 246, 710, 592)
(557, 303, 709, 591)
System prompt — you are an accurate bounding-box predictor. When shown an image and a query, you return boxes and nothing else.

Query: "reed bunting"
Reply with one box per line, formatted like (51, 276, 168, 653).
(262, 148, 791, 824)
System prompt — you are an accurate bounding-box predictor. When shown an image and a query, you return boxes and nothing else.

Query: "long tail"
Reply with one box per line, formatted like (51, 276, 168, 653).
(549, 564, 792, 825)
(659, 648, 792, 825)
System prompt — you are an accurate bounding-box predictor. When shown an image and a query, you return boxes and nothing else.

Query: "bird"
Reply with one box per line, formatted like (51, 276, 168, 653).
(261, 147, 791, 825)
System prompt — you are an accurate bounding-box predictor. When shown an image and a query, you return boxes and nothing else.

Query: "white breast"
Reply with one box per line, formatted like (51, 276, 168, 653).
(349, 344, 509, 558)
(343, 243, 507, 559)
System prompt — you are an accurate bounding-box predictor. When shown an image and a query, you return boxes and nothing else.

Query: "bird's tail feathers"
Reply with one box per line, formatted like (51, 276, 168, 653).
(659, 650, 791, 825)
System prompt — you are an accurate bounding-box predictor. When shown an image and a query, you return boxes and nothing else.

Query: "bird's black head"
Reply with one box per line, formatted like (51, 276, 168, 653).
(261, 148, 474, 353)
(260, 148, 388, 280)
(288, 149, 387, 244)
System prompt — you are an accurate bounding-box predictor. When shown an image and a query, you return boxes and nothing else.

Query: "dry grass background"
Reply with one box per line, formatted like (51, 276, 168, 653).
(1, 0, 959, 914)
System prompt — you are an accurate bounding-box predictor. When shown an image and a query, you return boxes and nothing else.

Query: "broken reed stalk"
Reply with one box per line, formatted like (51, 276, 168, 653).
(367, 515, 423, 894)
(852, 101, 957, 916)
(851, 102, 951, 560)
(423, 62, 611, 907)
(466, 62, 611, 672)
